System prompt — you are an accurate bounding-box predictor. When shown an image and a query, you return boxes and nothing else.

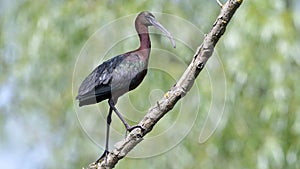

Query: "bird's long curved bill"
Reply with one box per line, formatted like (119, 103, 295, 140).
(149, 17, 176, 48)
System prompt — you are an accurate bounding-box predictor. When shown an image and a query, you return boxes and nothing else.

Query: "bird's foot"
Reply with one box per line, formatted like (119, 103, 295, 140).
(127, 125, 145, 132)
(95, 150, 109, 164)
(124, 125, 145, 138)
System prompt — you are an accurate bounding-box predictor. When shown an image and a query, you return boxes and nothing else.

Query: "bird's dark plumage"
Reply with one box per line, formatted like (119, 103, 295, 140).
(76, 52, 148, 106)
(76, 54, 125, 106)
(76, 11, 175, 107)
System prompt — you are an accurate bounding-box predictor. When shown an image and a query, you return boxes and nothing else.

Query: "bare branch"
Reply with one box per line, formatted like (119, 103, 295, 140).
(87, 0, 242, 168)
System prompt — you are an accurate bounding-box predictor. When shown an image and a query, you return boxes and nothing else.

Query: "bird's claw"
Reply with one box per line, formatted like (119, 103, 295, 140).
(125, 125, 145, 138)
(95, 150, 109, 164)
(127, 125, 145, 132)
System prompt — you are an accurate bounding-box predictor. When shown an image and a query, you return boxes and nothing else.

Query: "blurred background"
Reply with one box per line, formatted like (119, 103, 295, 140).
(1, 0, 300, 169)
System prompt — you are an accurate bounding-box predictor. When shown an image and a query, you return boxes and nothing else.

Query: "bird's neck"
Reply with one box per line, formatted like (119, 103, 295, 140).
(138, 33, 151, 50)
(136, 24, 151, 50)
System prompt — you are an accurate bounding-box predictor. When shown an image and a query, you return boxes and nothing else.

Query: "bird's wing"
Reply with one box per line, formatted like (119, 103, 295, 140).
(109, 53, 148, 93)
(76, 55, 125, 100)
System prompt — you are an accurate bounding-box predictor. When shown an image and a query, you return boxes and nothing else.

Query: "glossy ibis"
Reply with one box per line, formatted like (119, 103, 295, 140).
(76, 11, 176, 162)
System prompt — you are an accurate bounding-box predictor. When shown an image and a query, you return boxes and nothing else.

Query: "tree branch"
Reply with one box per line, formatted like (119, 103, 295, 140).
(87, 0, 242, 168)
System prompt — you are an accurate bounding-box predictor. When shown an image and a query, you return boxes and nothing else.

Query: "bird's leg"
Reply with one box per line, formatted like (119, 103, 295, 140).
(95, 107, 113, 164)
(108, 99, 145, 132)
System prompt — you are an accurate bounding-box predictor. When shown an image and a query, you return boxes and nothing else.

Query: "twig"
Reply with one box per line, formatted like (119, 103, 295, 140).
(87, 0, 242, 168)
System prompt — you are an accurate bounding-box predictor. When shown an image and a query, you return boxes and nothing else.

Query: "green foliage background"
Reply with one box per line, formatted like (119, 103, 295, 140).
(1, 0, 299, 168)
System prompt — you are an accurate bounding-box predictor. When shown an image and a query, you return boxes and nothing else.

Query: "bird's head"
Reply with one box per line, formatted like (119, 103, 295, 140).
(137, 11, 176, 48)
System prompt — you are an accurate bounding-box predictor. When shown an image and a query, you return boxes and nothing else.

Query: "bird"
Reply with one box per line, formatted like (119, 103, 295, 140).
(76, 11, 176, 163)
